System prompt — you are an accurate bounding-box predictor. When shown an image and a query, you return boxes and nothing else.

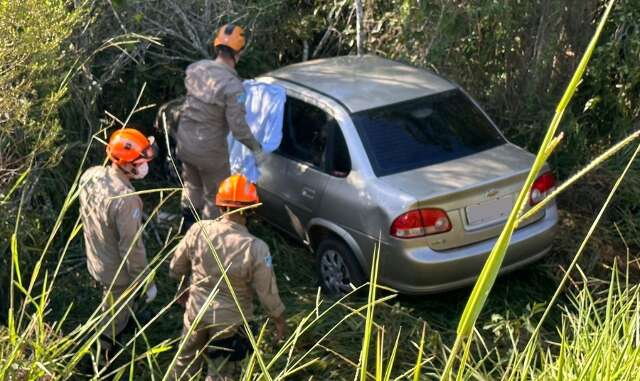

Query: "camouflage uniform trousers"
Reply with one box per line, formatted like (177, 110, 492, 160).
(180, 158, 230, 220)
(171, 321, 248, 381)
(94, 281, 135, 350)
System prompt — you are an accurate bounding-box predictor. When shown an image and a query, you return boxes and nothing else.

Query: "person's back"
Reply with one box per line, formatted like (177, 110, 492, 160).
(175, 24, 262, 223)
(177, 59, 245, 163)
(173, 218, 282, 327)
(79, 165, 143, 286)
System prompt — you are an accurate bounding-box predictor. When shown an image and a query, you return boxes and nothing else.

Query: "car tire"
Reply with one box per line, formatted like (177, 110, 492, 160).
(316, 237, 365, 296)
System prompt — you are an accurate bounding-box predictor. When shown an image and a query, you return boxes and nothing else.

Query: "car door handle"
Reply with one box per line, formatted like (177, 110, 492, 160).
(301, 187, 316, 200)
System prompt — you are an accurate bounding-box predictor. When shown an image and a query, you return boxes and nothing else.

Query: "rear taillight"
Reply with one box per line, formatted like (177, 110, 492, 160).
(530, 172, 556, 206)
(390, 208, 452, 239)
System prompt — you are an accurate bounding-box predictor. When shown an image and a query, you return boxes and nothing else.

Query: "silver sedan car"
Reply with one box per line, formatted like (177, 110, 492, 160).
(157, 55, 558, 295)
(254, 55, 557, 295)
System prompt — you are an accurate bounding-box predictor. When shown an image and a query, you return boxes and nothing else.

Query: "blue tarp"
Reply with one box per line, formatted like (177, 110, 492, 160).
(228, 80, 286, 182)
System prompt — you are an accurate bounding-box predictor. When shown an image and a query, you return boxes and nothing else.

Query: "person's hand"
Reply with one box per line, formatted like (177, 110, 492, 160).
(177, 289, 189, 308)
(273, 314, 286, 341)
(145, 283, 158, 304)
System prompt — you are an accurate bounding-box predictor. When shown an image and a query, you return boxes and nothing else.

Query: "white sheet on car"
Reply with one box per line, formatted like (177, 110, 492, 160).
(228, 80, 286, 182)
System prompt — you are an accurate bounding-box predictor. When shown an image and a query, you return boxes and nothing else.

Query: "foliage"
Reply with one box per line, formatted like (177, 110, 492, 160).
(513, 264, 640, 380)
(78, 0, 640, 184)
(2, 0, 640, 380)
(77, 0, 315, 133)
(305, 1, 640, 224)
(443, 1, 617, 377)
(0, 0, 85, 322)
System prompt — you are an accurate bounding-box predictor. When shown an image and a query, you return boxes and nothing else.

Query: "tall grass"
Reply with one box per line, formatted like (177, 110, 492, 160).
(513, 261, 640, 380)
(0, 92, 420, 380)
(442, 0, 621, 378)
(3, 0, 640, 380)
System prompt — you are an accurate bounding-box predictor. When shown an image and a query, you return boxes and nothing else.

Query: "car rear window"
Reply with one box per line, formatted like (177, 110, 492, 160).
(351, 89, 505, 177)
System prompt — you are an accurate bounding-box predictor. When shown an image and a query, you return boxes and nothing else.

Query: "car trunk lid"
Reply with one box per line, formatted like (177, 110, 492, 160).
(381, 144, 545, 250)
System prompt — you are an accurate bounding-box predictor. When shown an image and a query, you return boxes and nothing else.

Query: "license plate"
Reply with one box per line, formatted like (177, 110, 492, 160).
(465, 194, 514, 226)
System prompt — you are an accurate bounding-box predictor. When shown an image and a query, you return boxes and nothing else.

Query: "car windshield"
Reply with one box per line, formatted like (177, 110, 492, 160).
(351, 89, 505, 177)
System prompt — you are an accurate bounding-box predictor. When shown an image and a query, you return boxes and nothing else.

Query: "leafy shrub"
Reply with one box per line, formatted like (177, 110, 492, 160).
(0, 0, 85, 321)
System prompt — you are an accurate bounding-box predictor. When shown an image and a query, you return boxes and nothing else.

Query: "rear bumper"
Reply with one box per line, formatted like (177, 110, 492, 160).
(376, 204, 558, 294)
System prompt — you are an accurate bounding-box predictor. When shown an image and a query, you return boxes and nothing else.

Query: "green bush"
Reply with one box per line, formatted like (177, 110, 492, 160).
(0, 0, 84, 321)
(2, 1, 640, 379)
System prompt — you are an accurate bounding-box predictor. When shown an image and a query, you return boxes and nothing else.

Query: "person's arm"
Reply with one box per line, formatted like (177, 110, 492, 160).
(250, 240, 286, 338)
(169, 226, 194, 280)
(224, 80, 262, 152)
(115, 196, 148, 280)
(170, 226, 195, 307)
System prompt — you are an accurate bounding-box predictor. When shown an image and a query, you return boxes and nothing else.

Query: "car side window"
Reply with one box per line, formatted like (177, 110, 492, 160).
(326, 125, 351, 177)
(278, 97, 330, 169)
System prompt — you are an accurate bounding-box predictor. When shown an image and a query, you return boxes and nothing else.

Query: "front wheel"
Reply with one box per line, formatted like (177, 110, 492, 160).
(316, 238, 365, 296)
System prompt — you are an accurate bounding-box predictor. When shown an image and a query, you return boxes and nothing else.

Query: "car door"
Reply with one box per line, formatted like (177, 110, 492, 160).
(274, 96, 336, 241)
(256, 151, 292, 230)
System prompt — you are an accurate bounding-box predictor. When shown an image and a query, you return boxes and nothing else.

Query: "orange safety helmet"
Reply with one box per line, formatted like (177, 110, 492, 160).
(106, 128, 156, 166)
(215, 174, 259, 208)
(213, 24, 245, 52)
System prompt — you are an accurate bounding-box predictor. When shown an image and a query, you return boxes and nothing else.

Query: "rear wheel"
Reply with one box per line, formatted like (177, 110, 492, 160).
(316, 238, 365, 296)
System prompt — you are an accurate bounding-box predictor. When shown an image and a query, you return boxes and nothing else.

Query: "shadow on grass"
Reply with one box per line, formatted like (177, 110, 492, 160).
(45, 205, 562, 380)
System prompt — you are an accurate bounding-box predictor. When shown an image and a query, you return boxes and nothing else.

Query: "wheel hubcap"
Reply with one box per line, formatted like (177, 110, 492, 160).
(320, 249, 351, 294)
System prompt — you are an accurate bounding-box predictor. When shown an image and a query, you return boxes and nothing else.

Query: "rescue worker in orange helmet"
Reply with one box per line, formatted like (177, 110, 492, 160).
(169, 174, 286, 381)
(176, 24, 263, 228)
(79, 128, 158, 353)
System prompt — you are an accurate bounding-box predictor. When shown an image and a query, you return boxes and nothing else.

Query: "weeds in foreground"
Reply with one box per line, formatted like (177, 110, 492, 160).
(443, 0, 626, 378)
(3, 0, 640, 380)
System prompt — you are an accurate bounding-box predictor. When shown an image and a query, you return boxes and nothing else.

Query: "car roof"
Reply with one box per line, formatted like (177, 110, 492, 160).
(262, 55, 456, 113)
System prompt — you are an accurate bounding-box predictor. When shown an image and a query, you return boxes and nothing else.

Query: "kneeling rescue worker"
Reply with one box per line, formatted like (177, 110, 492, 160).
(79, 128, 158, 353)
(169, 174, 286, 381)
(177, 23, 263, 227)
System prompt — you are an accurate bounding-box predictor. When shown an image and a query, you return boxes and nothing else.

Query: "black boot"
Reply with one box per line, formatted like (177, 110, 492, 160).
(119, 306, 155, 337)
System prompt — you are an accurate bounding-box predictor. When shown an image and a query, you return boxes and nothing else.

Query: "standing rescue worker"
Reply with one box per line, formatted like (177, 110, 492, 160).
(79, 128, 158, 351)
(169, 174, 285, 381)
(177, 24, 263, 225)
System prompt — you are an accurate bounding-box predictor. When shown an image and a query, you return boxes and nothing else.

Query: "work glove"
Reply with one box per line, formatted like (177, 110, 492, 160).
(145, 283, 158, 304)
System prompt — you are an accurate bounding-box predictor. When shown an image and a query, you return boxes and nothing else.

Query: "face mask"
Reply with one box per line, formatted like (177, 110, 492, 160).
(131, 161, 149, 179)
